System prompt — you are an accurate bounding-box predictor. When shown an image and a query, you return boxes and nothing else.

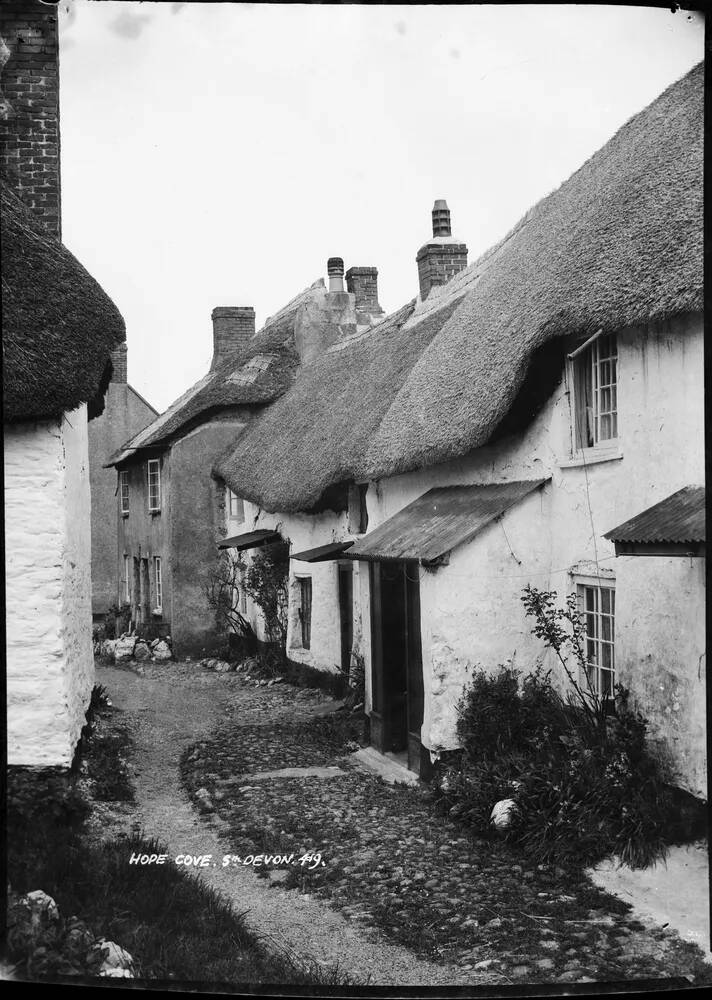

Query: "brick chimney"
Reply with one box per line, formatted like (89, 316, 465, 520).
(211, 307, 255, 370)
(346, 267, 383, 316)
(0, 1, 61, 237)
(416, 200, 468, 300)
(110, 342, 128, 383)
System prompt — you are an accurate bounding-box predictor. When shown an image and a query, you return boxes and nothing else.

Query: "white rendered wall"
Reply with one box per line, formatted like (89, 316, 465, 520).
(5, 405, 94, 767)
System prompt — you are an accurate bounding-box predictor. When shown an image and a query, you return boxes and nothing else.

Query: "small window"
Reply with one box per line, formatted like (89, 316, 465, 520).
(227, 487, 244, 523)
(571, 332, 618, 450)
(154, 556, 163, 612)
(147, 459, 161, 511)
(297, 577, 312, 649)
(577, 582, 615, 699)
(123, 555, 131, 603)
(119, 470, 130, 515)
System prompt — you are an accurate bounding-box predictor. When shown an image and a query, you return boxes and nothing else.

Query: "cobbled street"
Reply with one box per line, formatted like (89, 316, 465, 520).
(98, 660, 711, 988)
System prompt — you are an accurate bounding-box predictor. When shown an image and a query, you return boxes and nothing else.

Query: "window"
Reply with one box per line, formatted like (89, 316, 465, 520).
(153, 557, 163, 612)
(571, 332, 618, 450)
(119, 470, 130, 515)
(297, 577, 312, 649)
(123, 555, 131, 603)
(577, 582, 615, 698)
(147, 459, 161, 511)
(227, 487, 244, 523)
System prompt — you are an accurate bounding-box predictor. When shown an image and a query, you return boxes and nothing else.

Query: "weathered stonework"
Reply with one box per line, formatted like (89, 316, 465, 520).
(0, 0, 61, 236)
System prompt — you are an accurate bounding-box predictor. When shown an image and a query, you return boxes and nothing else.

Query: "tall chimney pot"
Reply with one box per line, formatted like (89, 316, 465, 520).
(211, 306, 255, 370)
(432, 199, 452, 237)
(327, 257, 345, 293)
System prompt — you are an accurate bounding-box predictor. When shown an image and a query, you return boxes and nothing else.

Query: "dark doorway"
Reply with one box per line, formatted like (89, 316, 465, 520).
(338, 563, 354, 674)
(369, 560, 424, 773)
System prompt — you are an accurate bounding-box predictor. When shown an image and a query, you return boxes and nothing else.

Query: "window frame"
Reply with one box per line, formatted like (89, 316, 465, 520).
(574, 576, 616, 701)
(147, 459, 162, 512)
(119, 470, 130, 516)
(153, 556, 163, 612)
(296, 576, 313, 650)
(226, 487, 244, 523)
(568, 331, 619, 454)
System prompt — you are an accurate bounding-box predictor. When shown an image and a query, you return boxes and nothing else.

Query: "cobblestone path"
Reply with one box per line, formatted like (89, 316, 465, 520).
(100, 661, 710, 989)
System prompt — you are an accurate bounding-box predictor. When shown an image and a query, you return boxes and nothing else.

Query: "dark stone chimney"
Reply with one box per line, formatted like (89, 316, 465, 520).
(0, 1, 61, 237)
(416, 199, 468, 300)
(346, 267, 383, 316)
(110, 342, 128, 383)
(211, 307, 255, 370)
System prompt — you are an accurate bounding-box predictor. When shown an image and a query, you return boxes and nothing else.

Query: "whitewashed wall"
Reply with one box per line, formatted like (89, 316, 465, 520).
(5, 404, 94, 767)
(237, 313, 704, 790)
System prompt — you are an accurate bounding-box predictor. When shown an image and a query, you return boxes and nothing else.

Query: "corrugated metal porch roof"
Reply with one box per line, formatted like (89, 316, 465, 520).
(603, 486, 705, 545)
(217, 529, 281, 551)
(345, 479, 549, 565)
(291, 541, 354, 562)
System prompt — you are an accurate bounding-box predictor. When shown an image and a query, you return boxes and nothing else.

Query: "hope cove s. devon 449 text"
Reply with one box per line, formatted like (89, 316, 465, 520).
(128, 851, 326, 871)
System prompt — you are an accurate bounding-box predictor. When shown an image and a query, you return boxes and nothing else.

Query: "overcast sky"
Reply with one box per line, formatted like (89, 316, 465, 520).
(57, 2, 704, 413)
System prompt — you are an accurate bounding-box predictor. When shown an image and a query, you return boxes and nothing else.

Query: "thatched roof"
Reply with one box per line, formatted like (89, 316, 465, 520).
(2, 184, 126, 422)
(107, 280, 324, 466)
(216, 64, 702, 513)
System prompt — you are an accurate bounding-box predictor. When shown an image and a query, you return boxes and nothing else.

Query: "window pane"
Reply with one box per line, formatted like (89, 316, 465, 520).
(601, 643, 613, 670)
(601, 616, 612, 642)
(601, 589, 611, 614)
(586, 638, 598, 662)
(601, 670, 613, 697)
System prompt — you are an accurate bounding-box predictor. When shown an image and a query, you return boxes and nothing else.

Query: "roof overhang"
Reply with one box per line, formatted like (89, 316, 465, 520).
(218, 529, 281, 551)
(604, 486, 705, 557)
(291, 541, 354, 562)
(343, 479, 549, 567)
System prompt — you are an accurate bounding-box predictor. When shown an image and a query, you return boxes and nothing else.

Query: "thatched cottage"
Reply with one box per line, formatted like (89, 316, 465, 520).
(106, 269, 384, 656)
(2, 1, 125, 767)
(215, 64, 705, 796)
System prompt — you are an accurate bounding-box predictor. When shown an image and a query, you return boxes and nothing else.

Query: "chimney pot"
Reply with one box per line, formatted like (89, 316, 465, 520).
(432, 199, 452, 237)
(327, 257, 345, 293)
(210, 306, 255, 370)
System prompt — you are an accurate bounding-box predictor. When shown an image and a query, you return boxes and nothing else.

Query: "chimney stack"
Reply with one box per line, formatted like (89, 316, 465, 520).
(211, 306, 255, 370)
(110, 342, 128, 383)
(0, 2, 62, 237)
(416, 199, 468, 300)
(327, 257, 345, 293)
(346, 267, 383, 316)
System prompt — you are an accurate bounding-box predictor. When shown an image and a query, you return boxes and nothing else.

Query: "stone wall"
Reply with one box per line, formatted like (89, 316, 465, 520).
(4, 406, 94, 767)
(0, 0, 61, 236)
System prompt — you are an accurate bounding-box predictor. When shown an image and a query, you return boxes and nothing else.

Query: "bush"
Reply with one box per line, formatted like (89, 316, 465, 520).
(436, 663, 677, 868)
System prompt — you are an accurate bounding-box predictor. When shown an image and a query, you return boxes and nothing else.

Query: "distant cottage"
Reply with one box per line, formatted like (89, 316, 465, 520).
(214, 65, 705, 796)
(105, 270, 384, 656)
(1, 1, 125, 767)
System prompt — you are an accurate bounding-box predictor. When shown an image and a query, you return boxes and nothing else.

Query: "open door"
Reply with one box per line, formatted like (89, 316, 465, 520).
(369, 560, 424, 772)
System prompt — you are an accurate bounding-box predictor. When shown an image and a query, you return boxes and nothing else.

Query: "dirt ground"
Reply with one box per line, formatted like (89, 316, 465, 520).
(97, 660, 710, 988)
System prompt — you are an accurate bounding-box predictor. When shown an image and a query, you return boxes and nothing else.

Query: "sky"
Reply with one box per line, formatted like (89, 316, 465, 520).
(57, 2, 704, 413)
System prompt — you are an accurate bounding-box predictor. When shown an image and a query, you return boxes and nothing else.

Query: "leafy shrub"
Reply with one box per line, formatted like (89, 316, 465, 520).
(437, 663, 676, 868)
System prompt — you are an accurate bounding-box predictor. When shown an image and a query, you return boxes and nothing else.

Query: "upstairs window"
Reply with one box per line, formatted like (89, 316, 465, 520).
(297, 576, 312, 649)
(571, 332, 618, 450)
(119, 471, 130, 515)
(147, 459, 161, 512)
(577, 581, 615, 699)
(227, 487, 244, 523)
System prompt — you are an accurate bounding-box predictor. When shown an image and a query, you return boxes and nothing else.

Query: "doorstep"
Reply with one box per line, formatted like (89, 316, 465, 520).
(350, 746, 420, 786)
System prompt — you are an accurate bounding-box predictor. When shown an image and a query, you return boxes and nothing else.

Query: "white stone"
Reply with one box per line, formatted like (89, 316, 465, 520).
(115, 635, 137, 662)
(152, 640, 172, 661)
(490, 798, 518, 831)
